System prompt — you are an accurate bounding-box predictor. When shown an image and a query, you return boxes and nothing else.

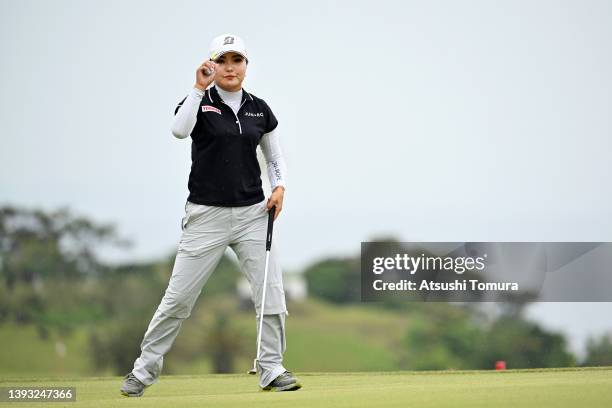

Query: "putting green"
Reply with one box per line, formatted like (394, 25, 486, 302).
(1, 367, 611, 407)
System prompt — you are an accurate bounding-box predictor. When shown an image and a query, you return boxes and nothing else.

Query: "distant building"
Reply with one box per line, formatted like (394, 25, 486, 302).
(237, 272, 307, 311)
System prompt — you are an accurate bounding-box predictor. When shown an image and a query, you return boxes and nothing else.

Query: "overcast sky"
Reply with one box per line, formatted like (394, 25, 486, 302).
(1, 0, 611, 356)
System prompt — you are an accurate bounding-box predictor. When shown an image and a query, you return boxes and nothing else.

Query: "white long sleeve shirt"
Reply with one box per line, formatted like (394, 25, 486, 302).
(171, 86, 287, 191)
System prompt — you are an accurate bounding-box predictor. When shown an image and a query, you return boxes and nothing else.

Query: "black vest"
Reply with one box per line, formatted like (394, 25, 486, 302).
(174, 85, 278, 206)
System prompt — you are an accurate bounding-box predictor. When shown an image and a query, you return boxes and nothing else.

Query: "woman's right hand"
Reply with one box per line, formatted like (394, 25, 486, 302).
(194, 60, 217, 91)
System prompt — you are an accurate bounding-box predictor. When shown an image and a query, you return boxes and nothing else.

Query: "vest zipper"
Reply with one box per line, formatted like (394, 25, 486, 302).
(221, 99, 247, 134)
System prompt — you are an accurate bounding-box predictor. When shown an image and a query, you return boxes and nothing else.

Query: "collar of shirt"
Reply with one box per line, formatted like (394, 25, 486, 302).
(215, 85, 242, 104)
(205, 84, 254, 106)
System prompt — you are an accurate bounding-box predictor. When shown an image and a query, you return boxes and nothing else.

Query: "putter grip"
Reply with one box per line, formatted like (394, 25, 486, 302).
(266, 206, 276, 251)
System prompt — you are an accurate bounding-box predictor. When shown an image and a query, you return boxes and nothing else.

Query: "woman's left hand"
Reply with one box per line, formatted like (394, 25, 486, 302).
(267, 186, 285, 221)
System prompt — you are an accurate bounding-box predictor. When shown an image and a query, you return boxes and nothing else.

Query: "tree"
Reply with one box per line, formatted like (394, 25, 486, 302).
(0, 204, 130, 334)
(400, 303, 486, 370)
(203, 312, 249, 373)
(475, 315, 575, 369)
(400, 303, 576, 370)
(303, 258, 360, 304)
(582, 333, 612, 367)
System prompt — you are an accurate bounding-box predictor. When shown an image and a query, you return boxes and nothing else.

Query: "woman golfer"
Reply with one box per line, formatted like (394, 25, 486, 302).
(120, 33, 302, 396)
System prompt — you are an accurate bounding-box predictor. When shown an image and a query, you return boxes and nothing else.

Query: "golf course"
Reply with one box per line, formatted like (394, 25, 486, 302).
(1, 366, 611, 407)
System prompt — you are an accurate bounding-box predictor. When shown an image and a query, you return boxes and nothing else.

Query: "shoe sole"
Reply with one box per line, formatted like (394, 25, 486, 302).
(120, 389, 144, 397)
(120, 384, 149, 397)
(261, 381, 303, 392)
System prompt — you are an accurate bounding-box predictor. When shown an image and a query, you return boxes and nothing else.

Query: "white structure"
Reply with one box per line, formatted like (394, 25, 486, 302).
(237, 272, 307, 307)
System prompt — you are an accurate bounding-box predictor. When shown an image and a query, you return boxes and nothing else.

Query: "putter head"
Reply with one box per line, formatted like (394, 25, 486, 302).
(248, 358, 258, 375)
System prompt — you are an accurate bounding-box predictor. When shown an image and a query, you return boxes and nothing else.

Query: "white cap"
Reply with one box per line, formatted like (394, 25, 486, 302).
(209, 33, 248, 62)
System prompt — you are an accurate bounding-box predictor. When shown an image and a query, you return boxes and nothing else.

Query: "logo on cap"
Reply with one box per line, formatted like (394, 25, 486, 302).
(223, 36, 234, 45)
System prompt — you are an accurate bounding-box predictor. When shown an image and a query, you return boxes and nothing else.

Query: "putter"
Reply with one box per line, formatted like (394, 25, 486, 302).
(248, 205, 276, 375)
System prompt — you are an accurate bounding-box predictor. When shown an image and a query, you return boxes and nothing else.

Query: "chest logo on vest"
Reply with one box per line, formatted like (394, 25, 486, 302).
(244, 112, 264, 117)
(202, 105, 222, 114)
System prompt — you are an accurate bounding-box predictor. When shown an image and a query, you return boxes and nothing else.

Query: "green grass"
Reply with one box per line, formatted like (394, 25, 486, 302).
(0, 298, 412, 378)
(0, 323, 94, 377)
(229, 298, 412, 372)
(1, 367, 611, 408)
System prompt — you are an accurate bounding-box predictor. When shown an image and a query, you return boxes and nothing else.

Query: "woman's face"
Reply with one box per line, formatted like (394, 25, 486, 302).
(214, 51, 247, 92)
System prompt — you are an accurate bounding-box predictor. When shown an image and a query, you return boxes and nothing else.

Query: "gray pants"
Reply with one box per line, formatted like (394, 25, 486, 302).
(131, 199, 288, 388)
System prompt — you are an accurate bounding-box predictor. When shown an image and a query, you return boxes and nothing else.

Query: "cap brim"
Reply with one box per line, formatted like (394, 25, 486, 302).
(211, 50, 248, 61)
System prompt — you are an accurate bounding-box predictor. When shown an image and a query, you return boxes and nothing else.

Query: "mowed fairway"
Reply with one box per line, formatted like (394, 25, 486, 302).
(1, 367, 611, 408)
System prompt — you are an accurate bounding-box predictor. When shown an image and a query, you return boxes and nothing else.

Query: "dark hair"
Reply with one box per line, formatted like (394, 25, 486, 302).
(213, 53, 248, 64)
